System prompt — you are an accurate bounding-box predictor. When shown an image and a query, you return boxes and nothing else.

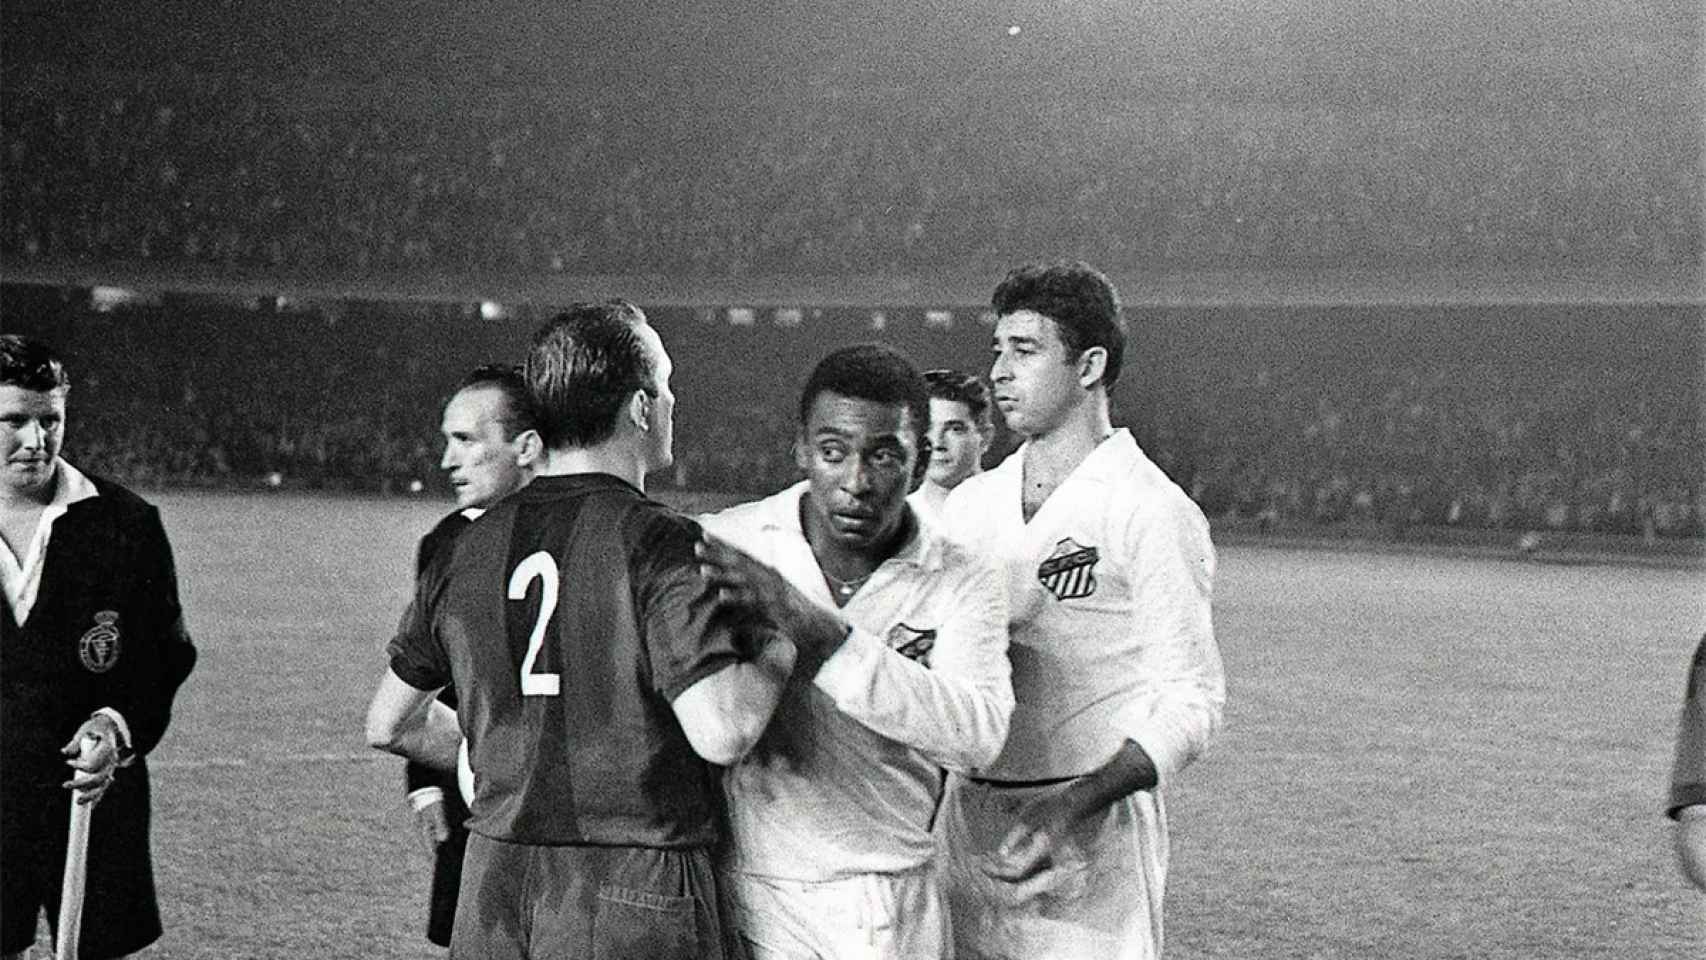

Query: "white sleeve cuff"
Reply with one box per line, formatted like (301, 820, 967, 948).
(94, 707, 133, 753)
(408, 786, 446, 811)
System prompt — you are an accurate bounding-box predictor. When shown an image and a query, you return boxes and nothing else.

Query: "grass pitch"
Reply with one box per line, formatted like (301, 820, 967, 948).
(36, 492, 1705, 958)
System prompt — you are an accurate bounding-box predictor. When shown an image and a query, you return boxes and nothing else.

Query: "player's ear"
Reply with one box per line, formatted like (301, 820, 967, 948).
(1077, 346, 1108, 389)
(792, 430, 810, 472)
(513, 428, 545, 468)
(628, 390, 651, 433)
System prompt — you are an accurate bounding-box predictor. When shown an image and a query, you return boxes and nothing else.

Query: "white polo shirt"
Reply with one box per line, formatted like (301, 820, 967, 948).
(701, 483, 1011, 881)
(941, 429, 1223, 784)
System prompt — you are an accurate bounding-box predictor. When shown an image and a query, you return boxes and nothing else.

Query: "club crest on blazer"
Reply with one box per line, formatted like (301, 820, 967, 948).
(79, 610, 122, 673)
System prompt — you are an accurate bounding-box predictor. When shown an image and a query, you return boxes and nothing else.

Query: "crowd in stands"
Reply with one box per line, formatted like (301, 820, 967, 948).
(1146, 362, 1702, 540)
(6, 291, 1699, 541)
(3, 65, 1697, 280)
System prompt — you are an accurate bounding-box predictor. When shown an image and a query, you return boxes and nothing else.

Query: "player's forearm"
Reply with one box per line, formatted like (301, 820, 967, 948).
(674, 636, 798, 766)
(1116, 584, 1224, 782)
(1058, 739, 1161, 821)
(378, 700, 461, 773)
(722, 643, 798, 760)
(814, 626, 1014, 770)
(1124, 674, 1226, 787)
(366, 671, 460, 772)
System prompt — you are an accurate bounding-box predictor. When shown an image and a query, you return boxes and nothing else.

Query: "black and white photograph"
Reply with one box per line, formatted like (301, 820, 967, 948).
(1, 1, 1701, 957)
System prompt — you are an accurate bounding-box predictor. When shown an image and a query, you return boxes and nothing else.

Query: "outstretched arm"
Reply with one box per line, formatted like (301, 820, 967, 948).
(695, 532, 1012, 771)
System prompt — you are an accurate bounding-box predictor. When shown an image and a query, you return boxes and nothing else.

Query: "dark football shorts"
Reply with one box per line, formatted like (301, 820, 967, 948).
(451, 835, 735, 960)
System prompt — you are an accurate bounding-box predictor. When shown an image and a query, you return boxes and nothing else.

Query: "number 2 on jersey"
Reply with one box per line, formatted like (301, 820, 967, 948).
(509, 551, 561, 696)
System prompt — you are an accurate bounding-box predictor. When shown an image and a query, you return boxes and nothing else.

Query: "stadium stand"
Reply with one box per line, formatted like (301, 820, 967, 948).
(3, 64, 1698, 281)
(2, 42, 1698, 546)
(2, 285, 1699, 541)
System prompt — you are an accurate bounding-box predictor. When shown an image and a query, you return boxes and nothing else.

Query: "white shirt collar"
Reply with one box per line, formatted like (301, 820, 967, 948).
(1, 458, 100, 625)
(46, 458, 101, 509)
(1008, 427, 1136, 489)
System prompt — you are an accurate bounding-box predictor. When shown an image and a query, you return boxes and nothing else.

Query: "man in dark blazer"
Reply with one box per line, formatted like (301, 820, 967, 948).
(0, 333, 197, 960)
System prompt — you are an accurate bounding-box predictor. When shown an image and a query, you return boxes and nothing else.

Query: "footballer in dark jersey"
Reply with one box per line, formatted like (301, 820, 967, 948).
(400, 364, 541, 949)
(368, 301, 803, 959)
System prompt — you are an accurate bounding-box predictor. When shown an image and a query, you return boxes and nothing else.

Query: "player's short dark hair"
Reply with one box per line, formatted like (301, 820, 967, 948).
(923, 368, 994, 434)
(0, 334, 70, 392)
(525, 301, 655, 450)
(799, 344, 930, 469)
(457, 364, 538, 441)
(991, 261, 1126, 388)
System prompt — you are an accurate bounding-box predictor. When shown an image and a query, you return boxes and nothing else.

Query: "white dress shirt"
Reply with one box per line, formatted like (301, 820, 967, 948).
(0, 457, 99, 626)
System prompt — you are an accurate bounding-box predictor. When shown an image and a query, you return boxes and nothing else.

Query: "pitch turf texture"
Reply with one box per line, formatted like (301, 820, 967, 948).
(40, 491, 1706, 958)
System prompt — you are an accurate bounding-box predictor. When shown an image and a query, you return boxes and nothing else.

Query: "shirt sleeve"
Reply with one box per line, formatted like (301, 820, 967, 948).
(107, 504, 198, 757)
(1112, 496, 1225, 787)
(386, 549, 454, 693)
(1669, 634, 1706, 818)
(636, 512, 746, 702)
(812, 549, 1013, 773)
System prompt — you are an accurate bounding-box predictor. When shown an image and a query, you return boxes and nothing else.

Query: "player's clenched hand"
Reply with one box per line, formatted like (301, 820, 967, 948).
(982, 790, 1095, 900)
(60, 717, 123, 806)
(696, 534, 847, 660)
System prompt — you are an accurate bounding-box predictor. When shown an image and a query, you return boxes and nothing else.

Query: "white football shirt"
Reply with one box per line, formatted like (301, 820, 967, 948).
(701, 483, 1011, 880)
(941, 429, 1223, 784)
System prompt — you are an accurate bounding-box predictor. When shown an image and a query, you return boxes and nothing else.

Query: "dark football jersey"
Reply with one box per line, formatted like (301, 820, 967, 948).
(388, 474, 742, 847)
(1670, 633, 1706, 817)
(402, 509, 474, 795)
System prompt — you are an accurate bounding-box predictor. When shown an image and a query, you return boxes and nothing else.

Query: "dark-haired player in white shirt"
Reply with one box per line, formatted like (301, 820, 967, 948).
(698, 344, 1010, 960)
(940, 263, 1224, 960)
(909, 367, 996, 525)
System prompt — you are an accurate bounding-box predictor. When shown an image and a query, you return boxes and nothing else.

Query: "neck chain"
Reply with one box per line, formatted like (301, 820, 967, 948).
(822, 568, 873, 601)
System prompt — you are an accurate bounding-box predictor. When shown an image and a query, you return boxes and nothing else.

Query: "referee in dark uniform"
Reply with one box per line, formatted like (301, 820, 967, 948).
(402, 364, 541, 948)
(0, 334, 197, 960)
